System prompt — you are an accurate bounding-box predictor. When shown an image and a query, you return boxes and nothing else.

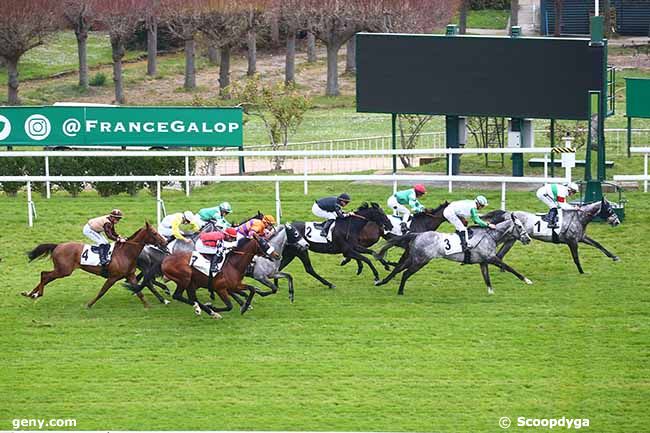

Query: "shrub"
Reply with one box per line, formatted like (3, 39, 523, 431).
(470, 0, 510, 10)
(89, 72, 107, 87)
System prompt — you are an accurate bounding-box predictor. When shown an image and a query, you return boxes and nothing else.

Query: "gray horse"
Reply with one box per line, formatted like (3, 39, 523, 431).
(375, 214, 532, 295)
(483, 197, 620, 274)
(246, 223, 309, 303)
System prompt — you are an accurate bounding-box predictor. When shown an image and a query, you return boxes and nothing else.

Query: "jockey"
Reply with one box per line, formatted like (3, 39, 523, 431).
(236, 214, 276, 239)
(312, 193, 351, 237)
(195, 227, 238, 275)
(443, 195, 496, 264)
(388, 184, 426, 233)
(158, 211, 200, 242)
(536, 182, 579, 229)
(82, 209, 125, 266)
(194, 202, 232, 230)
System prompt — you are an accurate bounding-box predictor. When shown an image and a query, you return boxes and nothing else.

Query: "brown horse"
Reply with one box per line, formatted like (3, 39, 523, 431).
(25, 222, 167, 308)
(161, 236, 278, 319)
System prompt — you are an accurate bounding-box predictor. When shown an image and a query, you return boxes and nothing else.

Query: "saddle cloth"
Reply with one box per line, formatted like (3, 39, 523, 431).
(439, 233, 464, 255)
(190, 251, 212, 276)
(305, 221, 336, 243)
(81, 244, 116, 266)
(387, 214, 412, 236)
(533, 211, 564, 238)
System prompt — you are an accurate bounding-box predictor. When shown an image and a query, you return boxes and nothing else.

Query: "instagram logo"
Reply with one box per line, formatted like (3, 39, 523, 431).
(24, 114, 51, 140)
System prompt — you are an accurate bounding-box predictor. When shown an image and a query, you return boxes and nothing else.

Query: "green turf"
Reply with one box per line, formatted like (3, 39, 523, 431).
(0, 181, 648, 432)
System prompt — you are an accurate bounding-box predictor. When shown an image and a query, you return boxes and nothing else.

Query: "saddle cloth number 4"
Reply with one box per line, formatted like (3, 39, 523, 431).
(80, 244, 115, 266)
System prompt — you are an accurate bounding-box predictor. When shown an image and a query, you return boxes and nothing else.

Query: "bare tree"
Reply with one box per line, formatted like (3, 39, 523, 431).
(345, 35, 355, 73)
(63, 0, 96, 89)
(306, 29, 317, 62)
(0, 0, 60, 104)
(161, 0, 203, 89)
(458, 0, 468, 34)
(245, 4, 265, 76)
(277, 0, 308, 85)
(510, 0, 519, 28)
(96, 0, 146, 103)
(146, 0, 160, 76)
(199, 0, 248, 98)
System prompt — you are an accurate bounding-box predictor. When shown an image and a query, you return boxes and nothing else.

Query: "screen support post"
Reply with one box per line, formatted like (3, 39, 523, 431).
(444, 24, 461, 176)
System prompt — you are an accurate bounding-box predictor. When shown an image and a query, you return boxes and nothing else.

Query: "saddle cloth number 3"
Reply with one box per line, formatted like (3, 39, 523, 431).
(442, 234, 463, 255)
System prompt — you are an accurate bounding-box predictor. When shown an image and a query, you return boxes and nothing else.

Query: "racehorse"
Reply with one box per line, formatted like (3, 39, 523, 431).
(246, 223, 309, 303)
(161, 236, 278, 319)
(340, 202, 450, 272)
(24, 222, 167, 308)
(279, 202, 393, 287)
(375, 214, 532, 295)
(482, 198, 620, 274)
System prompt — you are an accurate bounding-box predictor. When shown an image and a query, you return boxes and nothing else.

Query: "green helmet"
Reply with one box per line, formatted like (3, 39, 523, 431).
(219, 202, 232, 213)
(475, 195, 488, 206)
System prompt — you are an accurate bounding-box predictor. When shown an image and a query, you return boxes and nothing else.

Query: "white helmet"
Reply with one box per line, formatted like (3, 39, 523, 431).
(475, 195, 488, 206)
(565, 182, 579, 193)
(183, 210, 194, 222)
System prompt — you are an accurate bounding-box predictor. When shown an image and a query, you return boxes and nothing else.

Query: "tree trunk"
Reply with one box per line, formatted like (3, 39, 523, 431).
(207, 44, 220, 65)
(147, 13, 157, 76)
(325, 43, 340, 96)
(247, 29, 256, 76)
(112, 57, 124, 104)
(554, 0, 562, 36)
(6, 57, 19, 105)
(76, 30, 89, 89)
(184, 38, 196, 90)
(345, 36, 355, 74)
(603, 0, 612, 37)
(511, 0, 519, 27)
(307, 31, 317, 63)
(219, 45, 231, 99)
(285, 31, 296, 85)
(459, 0, 468, 34)
(270, 14, 280, 46)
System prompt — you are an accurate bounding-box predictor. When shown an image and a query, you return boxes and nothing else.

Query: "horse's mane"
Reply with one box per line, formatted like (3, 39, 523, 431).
(127, 227, 144, 241)
(427, 201, 449, 214)
(482, 209, 508, 224)
(356, 202, 370, 211)
(356, 202, 382, 212)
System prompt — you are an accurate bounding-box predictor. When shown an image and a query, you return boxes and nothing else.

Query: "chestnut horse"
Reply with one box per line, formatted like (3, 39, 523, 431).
(161, 236, 278, 319)
(25, 222, 167, 308)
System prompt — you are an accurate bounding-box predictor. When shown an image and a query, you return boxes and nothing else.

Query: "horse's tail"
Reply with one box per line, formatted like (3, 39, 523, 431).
(375, 233, 419, 260)
(27, 243, 58, 262)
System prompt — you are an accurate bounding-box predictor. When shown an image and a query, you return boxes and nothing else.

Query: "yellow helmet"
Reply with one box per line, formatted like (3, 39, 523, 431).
(263, 214, 276, 225)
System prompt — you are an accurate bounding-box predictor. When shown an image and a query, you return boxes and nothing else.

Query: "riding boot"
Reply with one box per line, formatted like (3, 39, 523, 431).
(210, 252, 223, 276)
(98, 244, 110, 277)
(320, 219, 333, 237)
(457, 230, 471, 264)
(546, 208, 559, 229)
(400, 221, 408, 234)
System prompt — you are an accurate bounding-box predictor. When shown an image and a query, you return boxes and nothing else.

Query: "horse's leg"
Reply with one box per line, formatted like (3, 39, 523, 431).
(172, 284, 192, 305)
(479, 262, 494, 295)
(581, 235, 619, 261)
(355, 259, 364, 275)
(276, 272, 295, 303)
(154, 280, 172, 296)
(567, 241, 584, 274)
(253, 277, 279, 297)
(147, 281, 169, 304)
(239, 284, 257, 315)
(126, 273, 151, 308)
(396, 261, 427, 296)
(354, 245, 391, 270)
(86, 277, 120, 308)
(208, 289, 234, 315)
(340, 257, 351, 266)
(496, 239, 517, 272)
(487, 257, 533, 285)
(344, 250, 381, 282)
(375, 256, 411, 286)
(25, 266, 72, 298)
(296, 251, 335, 289)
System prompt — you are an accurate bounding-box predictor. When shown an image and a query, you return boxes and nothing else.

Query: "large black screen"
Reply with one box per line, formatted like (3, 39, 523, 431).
(356, 33, 605, 120)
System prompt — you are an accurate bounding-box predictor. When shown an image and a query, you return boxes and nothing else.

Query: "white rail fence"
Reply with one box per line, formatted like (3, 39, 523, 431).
(613, 147, 650, 193)
(0, 147, 572, 227)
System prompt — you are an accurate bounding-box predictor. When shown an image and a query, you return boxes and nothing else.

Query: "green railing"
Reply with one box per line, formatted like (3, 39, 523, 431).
(607, 65, 616, 116)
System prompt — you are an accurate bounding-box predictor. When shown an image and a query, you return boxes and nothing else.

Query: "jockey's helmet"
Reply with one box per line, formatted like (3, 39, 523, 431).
(566, 182, 579, 193)
(219, 202, 232, 213)
(337, 193, 351, 203)
(414, 184, 426, 194)
(110, 209, 123, 219)
(263, 214, 276, 225)
(475, 195, 488, 207)
(183, 210, 194, 222)
(224, 227, 237, 238)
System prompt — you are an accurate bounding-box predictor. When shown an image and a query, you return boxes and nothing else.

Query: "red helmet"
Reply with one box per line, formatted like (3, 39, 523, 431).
(414, 184, 426, 194)
(224, 227, 237, 238)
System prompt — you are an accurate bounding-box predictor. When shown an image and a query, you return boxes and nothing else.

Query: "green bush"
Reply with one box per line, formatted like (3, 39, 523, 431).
(470, 0, 510, 10)
(0, 157, 43, 196)
(89, 72, 107, 87)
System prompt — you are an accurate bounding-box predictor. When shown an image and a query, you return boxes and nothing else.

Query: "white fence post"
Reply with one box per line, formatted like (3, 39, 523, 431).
(447, 154, 453, 193)
(184, 156, 190, 196)
(27, 181, 34, 227)
(644, 153, 648, 193)
(44, 156, 51, 199)
(543, 153, 548, 180)
(275, 181, 281, 224)
(156, 180, 162, 226)
(303, 156, 308, 195)
(501, 182, 506, 210)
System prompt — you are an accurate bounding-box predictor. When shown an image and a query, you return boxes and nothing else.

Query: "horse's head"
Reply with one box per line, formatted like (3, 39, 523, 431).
(356, 202, 392, 231)
(599, 198, 620, 227)
(510, 213, 531, 245)
(143, 221, 168, 248)
(284, 223, 308, 252)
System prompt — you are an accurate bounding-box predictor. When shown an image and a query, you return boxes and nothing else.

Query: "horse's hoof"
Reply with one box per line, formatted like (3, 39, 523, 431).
(193, 302, 201, 315)
(328, 284, 336, 289)
(487, 287, 494, 295)
(524, 278, 533, 285)
(163, 299, 171, 305)
(613, 256, 620, 262)
(210, 312, 222, 320)
(374, 280, 384, 286)
(204, 302, 212, 306)
(31, 293, 39, 299)
(384, 265, 391, 271)
(21, 291, 30, 297)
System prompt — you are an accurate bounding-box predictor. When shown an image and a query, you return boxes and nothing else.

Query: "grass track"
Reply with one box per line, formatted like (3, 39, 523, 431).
(0, 181, 648, 432)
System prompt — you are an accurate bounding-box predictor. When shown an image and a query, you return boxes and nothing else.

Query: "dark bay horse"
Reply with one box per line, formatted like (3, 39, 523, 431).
(161, 236, 278, 319)
(25, 222, 167, 308)
(279, 202, 392, 287)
